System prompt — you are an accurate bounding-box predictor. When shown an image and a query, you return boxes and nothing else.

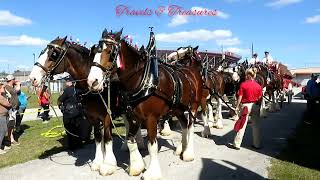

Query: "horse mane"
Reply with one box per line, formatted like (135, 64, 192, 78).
(69, 42, 90, 56)
(121, 39, 140, 55)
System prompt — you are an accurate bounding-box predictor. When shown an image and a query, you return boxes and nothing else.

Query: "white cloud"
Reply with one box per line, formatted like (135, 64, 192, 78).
(0, 10, 32, 26)
(168, 15, 189, 27)
(225, 47, 251, 56)
(168, 7, 229, 27)
(191, 7, 230, 19)
(0, 59, 16, 64)
(266, 0, 303, 8)
(216, 10, 230, 19)
(0, 35, 49, 46)
(156, 29, 232, 42)
(305, 15, 320, 24)
(216, 37, 240, 46)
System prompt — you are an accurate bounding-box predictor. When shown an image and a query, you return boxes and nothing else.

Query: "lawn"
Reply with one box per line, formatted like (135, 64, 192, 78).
(21, 86, 60, 108)
(0, 117, 125, 169)
(268, 109, 320, 180)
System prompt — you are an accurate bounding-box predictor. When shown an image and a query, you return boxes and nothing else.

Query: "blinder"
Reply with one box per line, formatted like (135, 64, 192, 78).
(91, 37, 120, 73)
(34, 42, 69, 78)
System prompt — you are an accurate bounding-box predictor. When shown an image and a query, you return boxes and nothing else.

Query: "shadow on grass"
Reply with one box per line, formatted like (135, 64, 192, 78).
(275, 105, 320, 171)
(39, 138, 67, 159)
(13, 124, 31, 141)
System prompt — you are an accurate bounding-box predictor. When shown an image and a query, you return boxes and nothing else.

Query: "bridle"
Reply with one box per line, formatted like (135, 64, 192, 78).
(91, 36, 120, 74)
(34, 42, 70, 81)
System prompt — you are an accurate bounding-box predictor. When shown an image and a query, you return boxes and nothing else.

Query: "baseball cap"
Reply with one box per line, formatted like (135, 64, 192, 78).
(6, 74, 15, 81)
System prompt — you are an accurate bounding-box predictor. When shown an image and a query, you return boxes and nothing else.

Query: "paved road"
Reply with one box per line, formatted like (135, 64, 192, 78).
(0, 96, 306, 180)
(21, 106, 62, 122)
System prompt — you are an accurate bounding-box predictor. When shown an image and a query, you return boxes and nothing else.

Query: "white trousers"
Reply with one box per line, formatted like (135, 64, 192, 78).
(234, 103, 261, 148)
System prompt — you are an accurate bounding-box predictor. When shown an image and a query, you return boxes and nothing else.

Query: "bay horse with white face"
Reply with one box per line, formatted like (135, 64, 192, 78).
(87, 29, 204, 180)
(168, 46, 226, 129)
(29, 37, 125, 176)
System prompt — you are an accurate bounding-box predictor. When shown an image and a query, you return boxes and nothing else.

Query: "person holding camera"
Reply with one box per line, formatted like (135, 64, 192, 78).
(0, 83, 12, 154)
(57, 76, 90, 150)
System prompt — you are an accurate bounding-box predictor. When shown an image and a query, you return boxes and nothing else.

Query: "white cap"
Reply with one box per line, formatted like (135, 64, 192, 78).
(5, 74, 15, 81)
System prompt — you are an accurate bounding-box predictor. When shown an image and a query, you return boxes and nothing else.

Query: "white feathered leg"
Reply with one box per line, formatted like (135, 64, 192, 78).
(142, 141, 162, 180)
(99, 141, 118, 176)
(160, 120, 172, 136)
(127, 141, 145, 176)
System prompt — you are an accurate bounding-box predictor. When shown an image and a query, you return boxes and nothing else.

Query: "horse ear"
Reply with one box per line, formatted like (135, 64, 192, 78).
(194, 46, 199, 51)
(115, 28, 123, 40)
(62, 36, 67, 44)
(139, 45, 145, 52)
(102, 28, 108, 37)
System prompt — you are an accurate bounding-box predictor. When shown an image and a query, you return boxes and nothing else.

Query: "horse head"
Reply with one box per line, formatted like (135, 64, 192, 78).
(168, 46, 200, 65)
(87, 28, 123, 91)
(29, 36, 92, 88)
(232, 62, 246, 82)
(29, 36, 69, 86)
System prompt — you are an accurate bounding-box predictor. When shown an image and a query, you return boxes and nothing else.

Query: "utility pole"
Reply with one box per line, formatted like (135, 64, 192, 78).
(33, 53, 36, 64)
(251, 43, 254, 57)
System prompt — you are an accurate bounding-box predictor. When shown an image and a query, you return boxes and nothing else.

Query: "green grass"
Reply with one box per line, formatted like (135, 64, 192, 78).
(268, 110, 320, 180)
(0, 117, 125, 169)
(269, 159, 320, 180)
(0, 118, 65, 168)
(21, 86, 60, 108)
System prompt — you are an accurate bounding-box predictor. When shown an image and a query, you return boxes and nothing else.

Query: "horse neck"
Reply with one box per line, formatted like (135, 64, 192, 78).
(118, 41, 143, 89)
(65, 48, 92, 89)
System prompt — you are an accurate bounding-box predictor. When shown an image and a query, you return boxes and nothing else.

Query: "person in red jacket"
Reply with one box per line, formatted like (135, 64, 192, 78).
(227, 68, 263, 150)
(37, 86, 51, 123)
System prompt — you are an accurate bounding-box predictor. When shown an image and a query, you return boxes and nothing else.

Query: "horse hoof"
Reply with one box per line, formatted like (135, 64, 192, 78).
(142, 173, 162, 180)
(208, 121, 214, 128)
(182, 150, 195, 162)
(175, 144, 182, 156)
(99, 163, 117, 176)
(128, 162, 145, 176)
(160, 129, 172, 136)
(91, 162, 101, 171)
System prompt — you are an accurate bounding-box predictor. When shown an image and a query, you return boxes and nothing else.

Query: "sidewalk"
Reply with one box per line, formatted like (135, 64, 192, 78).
(22, 106, 63, 122)
(0, 97, 307, 180)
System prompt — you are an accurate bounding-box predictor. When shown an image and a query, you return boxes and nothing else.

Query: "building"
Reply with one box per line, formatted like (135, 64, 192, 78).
(290, 67, 320, 86)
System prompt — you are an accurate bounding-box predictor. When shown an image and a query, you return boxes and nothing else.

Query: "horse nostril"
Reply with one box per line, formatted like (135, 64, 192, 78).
(92, 79, 99, 88)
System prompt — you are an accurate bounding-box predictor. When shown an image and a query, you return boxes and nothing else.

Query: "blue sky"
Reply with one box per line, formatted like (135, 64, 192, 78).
(0, 0, 319, 72)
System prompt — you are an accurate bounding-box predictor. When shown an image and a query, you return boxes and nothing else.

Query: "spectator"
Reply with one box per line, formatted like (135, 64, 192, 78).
(227, 68, 263, 150)
(15, 90, 29, 133)
(0, 83, 12, 154)
(37, 86, 51, 123)
(57, 76, 90, 150)
(5, 74, 20, 146)
(306, 74, 320, 111)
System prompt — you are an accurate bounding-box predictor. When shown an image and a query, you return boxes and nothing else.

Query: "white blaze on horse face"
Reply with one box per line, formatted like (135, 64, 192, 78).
(29, 49, 49, 86)
(167, 52, 178, 61)
(232, 72, 240, 82)
(87, 43, 106, 90)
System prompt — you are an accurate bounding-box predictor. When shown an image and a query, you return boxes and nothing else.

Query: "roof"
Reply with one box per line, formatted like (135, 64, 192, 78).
(290, 67, 320, 75)
(157, 50, 242, 64)
(12, 71, 31, 76)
